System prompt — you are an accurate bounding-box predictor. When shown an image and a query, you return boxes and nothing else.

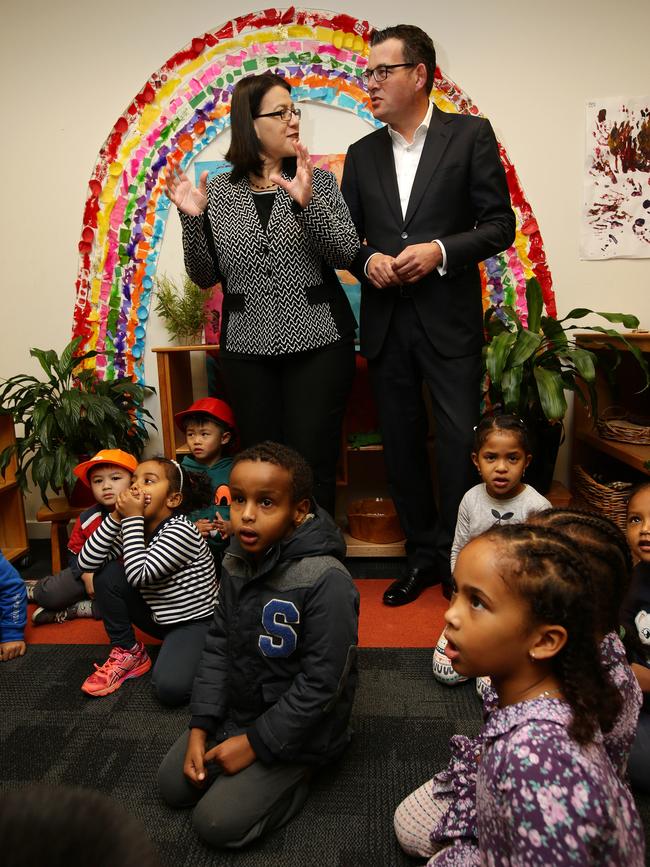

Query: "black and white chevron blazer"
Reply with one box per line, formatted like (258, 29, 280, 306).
(179, 167, 360, 356)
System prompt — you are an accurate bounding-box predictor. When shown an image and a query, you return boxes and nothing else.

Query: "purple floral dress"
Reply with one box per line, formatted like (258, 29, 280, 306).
(431, 699, 645, 866)
(478, 698, 644, 865)
(429, 632, 642, 851)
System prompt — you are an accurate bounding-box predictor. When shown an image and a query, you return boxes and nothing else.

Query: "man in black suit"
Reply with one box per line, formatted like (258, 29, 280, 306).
(341, 25, 515, 605)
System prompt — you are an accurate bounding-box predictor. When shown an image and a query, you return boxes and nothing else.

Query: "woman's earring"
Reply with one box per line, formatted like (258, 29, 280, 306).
(529, 651, 536, 660)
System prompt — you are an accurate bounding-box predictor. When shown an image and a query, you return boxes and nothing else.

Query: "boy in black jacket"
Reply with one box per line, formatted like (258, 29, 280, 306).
(158, 442, 359, 848)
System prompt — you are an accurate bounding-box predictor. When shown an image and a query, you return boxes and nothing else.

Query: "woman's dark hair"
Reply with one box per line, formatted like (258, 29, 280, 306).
(527, 508, 632, 636)
(482, 522, 622, 745)
(0, 785, 160, 867)
(232, 441, 313, 504)
(370, 24, 436, 93)
(225, 73, 293, 181)
(149, 457, 212, 515)
(473, 414, 530, 454)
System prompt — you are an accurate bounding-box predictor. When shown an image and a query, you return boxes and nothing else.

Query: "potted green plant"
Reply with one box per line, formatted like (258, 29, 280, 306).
(154, 273, 213, 345)
(483, 277, 649, 492)
(0, 337, 155, 505)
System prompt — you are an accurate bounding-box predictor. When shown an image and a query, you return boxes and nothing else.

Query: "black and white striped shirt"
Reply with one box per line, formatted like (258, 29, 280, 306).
(78, 514, 217, 625)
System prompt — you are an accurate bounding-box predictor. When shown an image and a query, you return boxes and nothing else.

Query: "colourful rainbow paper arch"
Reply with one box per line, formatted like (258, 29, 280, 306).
(72, 7, 554, 383)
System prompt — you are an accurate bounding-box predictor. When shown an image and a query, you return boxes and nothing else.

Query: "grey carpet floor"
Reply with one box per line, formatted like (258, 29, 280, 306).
(1, 646, 648, 866)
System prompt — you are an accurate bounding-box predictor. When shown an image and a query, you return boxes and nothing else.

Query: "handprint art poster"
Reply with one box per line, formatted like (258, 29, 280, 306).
(581, 96, 650, 259)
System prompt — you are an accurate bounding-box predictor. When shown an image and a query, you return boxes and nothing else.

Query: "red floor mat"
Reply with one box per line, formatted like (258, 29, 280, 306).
(25, 579, 448, 649)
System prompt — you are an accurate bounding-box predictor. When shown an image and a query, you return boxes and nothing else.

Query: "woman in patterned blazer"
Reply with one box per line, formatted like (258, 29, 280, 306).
(166, 73, 359, 515)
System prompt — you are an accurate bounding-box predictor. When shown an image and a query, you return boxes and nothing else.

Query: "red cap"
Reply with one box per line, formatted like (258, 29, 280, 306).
(174, 397, 236, 433)
(73, 449, 138, 487)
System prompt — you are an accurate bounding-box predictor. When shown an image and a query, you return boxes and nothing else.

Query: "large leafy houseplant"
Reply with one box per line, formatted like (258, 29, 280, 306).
(0, 337, 155, 504)
(483, 277, 649, 491)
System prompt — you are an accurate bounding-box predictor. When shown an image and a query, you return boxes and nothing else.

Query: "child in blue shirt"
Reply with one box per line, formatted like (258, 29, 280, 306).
(0, 552, 27, 661)
(174, 398, 235, 565)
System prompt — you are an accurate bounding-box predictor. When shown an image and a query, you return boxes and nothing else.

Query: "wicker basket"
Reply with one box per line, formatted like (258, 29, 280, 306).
(597, 406, 650, 445)
(571, 465, 633, 531)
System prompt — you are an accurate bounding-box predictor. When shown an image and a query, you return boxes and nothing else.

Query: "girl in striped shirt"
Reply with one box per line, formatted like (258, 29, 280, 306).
(78, 457, 217, 704)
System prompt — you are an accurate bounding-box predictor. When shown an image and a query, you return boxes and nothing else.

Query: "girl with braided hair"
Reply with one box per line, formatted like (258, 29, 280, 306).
(433, 523, 644, 865)
(477, 508, 641, 778)
(77, 457, 217, 704)
(395, 520, 644, 865)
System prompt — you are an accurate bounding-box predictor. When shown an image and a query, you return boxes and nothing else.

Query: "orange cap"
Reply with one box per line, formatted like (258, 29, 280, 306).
(73, 449, 138, 487)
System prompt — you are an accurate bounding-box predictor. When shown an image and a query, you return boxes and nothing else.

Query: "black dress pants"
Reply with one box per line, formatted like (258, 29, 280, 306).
(368, 299, 481, 580)
(219, 339, 355, 516)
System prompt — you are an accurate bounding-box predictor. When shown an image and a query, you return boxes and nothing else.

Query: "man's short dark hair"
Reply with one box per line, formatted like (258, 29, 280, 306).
(225, 73, 293, 182)
(371, 24, 436, 94)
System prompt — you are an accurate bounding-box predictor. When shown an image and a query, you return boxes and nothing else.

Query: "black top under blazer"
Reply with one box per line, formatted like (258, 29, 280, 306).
(180, 167, 360, 356)
(341, 105, 516, 360)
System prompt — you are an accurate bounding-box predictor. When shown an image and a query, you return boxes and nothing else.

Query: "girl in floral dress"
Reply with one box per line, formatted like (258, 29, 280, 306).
(395, 510, 642, 862)
(399, 522, 645, 865)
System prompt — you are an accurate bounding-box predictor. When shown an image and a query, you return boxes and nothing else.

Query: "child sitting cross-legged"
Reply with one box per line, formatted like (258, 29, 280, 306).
(174, 398, 236, 568)
(395, 509, 641, 862)
(78, 457, 217, 705)
(28, 449, 137, 625)
(432, 415, 551, 685)
(400, 523, 645, 866)
(0, 552, 27, 662)
(157, 442, 360, 849)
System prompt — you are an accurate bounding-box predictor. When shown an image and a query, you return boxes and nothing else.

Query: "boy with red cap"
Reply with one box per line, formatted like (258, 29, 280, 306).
(174, 398, 236, 565)
(28, 449, 137, 624)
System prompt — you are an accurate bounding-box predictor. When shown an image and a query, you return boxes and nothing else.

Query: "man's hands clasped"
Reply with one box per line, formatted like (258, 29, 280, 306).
(366, 241, 443, 289)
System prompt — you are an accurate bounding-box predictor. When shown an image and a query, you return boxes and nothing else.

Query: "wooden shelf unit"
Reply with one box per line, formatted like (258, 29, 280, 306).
(0, 415, 28, 564)
(571, 331, 650, 488)
(151, 344, 219, 458)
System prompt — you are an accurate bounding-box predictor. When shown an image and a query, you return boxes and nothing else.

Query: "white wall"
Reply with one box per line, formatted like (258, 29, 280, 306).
(2, 0, 649, 532)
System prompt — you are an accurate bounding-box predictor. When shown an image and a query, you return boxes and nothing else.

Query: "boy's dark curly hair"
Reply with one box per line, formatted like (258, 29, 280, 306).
(149, 457, 213, 515)
(482, 522, 622, 745)
(528, 508, 632, 636)
(231, 441, 313, 504)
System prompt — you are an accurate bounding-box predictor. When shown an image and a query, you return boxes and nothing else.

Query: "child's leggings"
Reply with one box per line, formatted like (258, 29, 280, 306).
(93, 561, 211, 706)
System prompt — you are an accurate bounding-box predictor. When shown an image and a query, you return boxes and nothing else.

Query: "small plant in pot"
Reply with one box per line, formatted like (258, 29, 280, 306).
(483, 277, 649, 493)
(154, 273, 213, 346)
(0, 337, 156, 505)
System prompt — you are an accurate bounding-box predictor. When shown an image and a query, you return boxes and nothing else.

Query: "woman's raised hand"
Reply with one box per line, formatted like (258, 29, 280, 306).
(165, 164, 209, 216)
(270, 140, 313, 209)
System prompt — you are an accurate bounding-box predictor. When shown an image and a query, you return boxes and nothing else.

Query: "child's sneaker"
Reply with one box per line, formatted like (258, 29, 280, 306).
(81, 642, 151, 697)
(31, 600, 95, 625)
(432, 635, 469, 685)
(24, 579, 39, 602)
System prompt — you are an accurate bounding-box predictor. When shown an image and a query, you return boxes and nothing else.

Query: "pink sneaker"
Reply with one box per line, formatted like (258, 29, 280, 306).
(81, 642, 151, 697)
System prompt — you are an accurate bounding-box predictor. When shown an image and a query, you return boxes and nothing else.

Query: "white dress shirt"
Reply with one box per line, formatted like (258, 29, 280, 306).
(364, 101, 447, 277)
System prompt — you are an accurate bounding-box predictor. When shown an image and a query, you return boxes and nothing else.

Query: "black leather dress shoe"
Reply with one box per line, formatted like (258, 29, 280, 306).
(383, 568, 437, 607)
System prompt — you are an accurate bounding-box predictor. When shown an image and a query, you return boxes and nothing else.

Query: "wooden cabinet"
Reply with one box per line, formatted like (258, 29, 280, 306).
(0, 415, 29, 563)
(571, 331, 650, 484)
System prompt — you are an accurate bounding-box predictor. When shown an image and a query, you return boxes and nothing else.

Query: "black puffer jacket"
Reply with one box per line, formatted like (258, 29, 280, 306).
(189, 507, 360, 766)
